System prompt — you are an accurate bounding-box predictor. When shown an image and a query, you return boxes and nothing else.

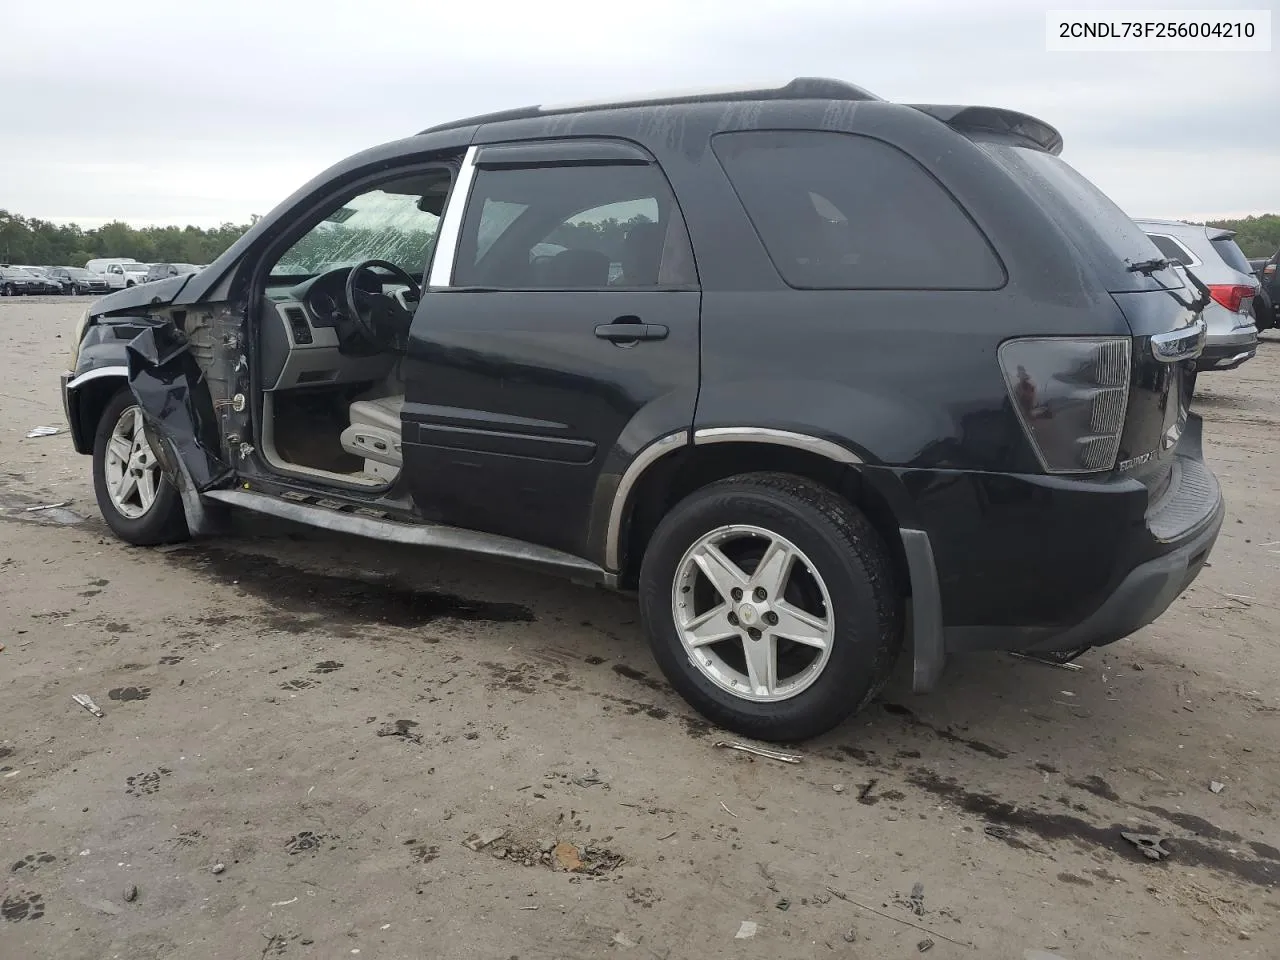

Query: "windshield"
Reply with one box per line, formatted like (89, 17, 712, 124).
(272, 181, 446, 278)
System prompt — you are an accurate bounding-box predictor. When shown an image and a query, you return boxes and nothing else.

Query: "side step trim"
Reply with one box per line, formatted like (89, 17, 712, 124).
(204, 489, 607, 583)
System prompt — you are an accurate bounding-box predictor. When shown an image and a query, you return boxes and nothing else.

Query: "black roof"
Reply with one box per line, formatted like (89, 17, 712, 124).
(420, 77, 881, 135)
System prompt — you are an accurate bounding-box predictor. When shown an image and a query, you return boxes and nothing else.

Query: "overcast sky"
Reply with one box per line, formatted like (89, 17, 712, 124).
(2, 0, 1275, 227)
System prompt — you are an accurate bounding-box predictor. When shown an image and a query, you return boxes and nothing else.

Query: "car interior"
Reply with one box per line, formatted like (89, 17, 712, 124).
(253, 168, 453, 491)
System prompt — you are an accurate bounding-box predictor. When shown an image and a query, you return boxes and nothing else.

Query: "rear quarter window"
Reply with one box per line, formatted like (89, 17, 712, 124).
(712, 130, 1004, 290)
(977, 140, 1180, 291)
(1210, 236, 1253, 276)
(1145, 233, 1199, 266)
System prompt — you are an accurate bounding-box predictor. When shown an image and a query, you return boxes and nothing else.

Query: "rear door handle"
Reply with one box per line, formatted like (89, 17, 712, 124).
(594, 321, 669, 342)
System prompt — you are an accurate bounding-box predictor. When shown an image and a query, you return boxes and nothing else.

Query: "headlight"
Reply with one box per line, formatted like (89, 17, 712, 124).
(69, 308, 90, 367)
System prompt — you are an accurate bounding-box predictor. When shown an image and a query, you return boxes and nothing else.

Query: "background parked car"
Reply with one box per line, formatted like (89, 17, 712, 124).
(85, 257, 141, 275)
(46, 266, 110, 296)
(0, 265, 47, 296)
(144, 262, 201, 283)
(1136, 219, 1260, 369)
(1249, 251, 1279, 330)
(14, 266, 64, 294)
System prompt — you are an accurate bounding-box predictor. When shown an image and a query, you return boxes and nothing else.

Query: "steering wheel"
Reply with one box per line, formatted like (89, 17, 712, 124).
(343, 259, 422, 349)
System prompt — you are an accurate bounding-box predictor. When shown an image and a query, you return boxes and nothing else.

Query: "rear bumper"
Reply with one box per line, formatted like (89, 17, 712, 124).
(884, 414, 1223, 679)
(1198, 325, 1258, 371)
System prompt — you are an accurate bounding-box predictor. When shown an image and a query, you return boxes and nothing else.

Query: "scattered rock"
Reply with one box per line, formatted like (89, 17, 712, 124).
(376, 719, 422, 744)
(1210, 780, 1225, 794)
(612, 932, 638, 948)
(832, 783, 845, 794)
(124, 884, 138, 903)
(842, 928, 857, 943)
(538, 839, 556, 854)
(211, 863, 225, 875)
(463, 829, 507, 852)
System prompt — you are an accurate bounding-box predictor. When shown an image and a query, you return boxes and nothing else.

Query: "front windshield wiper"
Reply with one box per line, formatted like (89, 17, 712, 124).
(1127, 257, 1172, 275)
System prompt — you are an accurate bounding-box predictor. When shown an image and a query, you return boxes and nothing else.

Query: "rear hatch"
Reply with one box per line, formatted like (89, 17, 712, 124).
(923, 112, 1203, 503)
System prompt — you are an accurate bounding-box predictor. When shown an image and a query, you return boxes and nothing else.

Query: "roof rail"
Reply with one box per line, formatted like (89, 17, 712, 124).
(419, 77, 881, 135)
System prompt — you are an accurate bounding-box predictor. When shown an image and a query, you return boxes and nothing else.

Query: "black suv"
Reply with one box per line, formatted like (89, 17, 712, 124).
(59, 79, 1222, 740)
(47, 266, 110, 296)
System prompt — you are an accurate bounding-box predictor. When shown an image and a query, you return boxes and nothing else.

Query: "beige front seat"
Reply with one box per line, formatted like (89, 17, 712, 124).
(340, 394, 404, 481)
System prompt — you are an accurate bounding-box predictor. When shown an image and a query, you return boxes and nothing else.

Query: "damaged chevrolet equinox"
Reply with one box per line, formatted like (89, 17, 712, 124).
(61, 79, 1222, 741)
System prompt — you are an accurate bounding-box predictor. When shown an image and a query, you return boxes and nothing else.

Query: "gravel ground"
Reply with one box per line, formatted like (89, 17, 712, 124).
(1, 298, 1278, 959)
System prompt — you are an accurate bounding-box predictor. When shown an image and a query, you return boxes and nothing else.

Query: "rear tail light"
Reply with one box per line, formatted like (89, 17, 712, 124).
(999, 337, 1131, 474)
(1207, 283, 1257, 314)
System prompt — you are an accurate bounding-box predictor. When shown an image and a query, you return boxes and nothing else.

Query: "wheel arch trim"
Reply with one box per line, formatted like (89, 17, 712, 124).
(605, 427, 867, 574)
(67, 365, 129, 391)
(692, 427, 863, 465)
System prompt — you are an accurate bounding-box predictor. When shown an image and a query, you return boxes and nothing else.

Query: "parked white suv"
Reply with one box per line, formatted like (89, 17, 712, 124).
(1135, 219, 1260, 372)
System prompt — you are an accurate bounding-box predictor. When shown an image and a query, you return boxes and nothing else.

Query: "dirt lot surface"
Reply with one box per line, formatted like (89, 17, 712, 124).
(2, 297, 1278, 959)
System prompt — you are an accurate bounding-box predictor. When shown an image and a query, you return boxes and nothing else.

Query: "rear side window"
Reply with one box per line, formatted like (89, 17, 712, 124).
(1146, 234, 1199, 266)
(1210, 236, 1253, 276)
(712, 130, 1003, 290)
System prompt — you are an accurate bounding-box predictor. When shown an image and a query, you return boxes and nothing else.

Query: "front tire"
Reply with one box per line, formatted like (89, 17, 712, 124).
(92, 389, 189, 545)
(639, 472, 902, 742)
(0, 284, 12, 297)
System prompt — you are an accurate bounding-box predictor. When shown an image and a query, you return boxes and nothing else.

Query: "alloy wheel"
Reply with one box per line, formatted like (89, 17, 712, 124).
(103, 405, 163, 519)
(672, 524, 834, 702)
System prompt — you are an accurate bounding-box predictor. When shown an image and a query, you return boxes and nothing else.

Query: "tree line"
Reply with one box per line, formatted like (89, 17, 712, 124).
(2, 207, 1277, 270)
(0, 210, 252, 267)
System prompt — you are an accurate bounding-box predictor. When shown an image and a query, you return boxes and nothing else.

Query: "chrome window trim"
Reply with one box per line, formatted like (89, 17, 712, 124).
(66, 365, 128, 391)
(692, 427, 863, 464)
(428, 144, 479, 288)
(605, 431, 689, 571)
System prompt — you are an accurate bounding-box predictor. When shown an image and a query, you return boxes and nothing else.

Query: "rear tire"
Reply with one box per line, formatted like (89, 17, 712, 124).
(92, 388, 189, 546)
(0, 284, 12, 297)
(639, 472, 902, 742)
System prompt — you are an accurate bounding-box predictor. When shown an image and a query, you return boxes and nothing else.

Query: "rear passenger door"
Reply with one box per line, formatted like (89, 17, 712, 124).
(403, 139, 700, 560)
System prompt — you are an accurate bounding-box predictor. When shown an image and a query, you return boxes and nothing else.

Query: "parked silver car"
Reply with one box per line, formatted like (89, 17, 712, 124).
(1136, 219, 1260, 371)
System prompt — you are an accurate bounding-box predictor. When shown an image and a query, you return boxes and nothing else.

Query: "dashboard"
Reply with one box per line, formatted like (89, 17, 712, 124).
(259, 266, 416, 392)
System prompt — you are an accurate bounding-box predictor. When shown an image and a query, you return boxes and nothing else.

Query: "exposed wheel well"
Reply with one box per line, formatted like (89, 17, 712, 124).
(619, 441, 909, 595)
(72, 377, 129, 454)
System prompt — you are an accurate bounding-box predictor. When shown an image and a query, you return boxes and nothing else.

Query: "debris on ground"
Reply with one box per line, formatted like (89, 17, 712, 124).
(918, 938, 934, 952)
(1210, 780, 1226, 794)
(719, 801, 738, 818)
(376, 719, 422, 744)
(894, 882, 926, 917)
(124, 884, 138, 903)
(24, 501, 70, 512)
(775, 898, 790, 911)
(72, 694, 104, 718)
(734, 921, 758, 940)
(1121, 832, 1172, 861)
(832, 783, 845, 794)
(538, 838, 555, 854)
(842, 928, 857, 943)
(570, 768, 608, 788)
(554, 841, 583, 872)
(463, 829, 507, 852)
(25, 426, 60, 438)
(713, 740, 802, 764)
(211, 863, 225, 874)
(1009, 651, 1084, 672)
(611, 932, 638, 948)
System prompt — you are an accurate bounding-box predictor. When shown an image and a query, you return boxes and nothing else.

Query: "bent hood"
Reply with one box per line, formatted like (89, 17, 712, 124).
(88, 273, 193, 315)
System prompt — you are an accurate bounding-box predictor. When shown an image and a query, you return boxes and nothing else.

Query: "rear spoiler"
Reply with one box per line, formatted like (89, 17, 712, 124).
(1205, 226, 1236, 241)
(909, 104, 1063, 156)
